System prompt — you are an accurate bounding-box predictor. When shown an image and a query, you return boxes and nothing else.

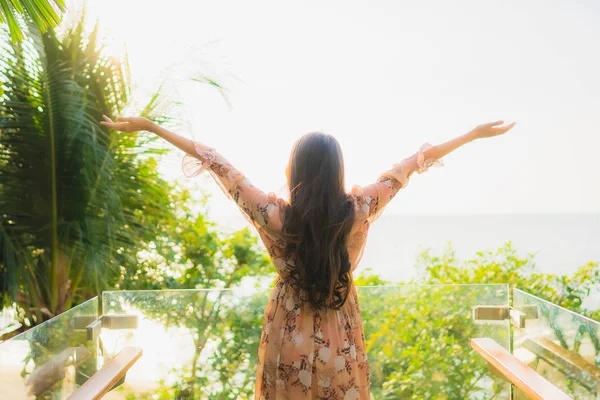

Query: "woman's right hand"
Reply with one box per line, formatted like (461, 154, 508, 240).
(471, 121, 516, 140)
(100, 115, 155, 133)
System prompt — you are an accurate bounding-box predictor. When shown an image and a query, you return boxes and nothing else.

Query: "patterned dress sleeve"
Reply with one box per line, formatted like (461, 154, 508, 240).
(352, 143, 443, 223)
(182, 142, 284, 233)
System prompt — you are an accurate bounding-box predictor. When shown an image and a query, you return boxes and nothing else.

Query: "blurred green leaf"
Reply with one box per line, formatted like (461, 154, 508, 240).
(0, 0, 64, 43)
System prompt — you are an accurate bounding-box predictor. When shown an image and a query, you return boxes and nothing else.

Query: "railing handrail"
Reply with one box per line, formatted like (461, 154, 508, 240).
(471, 338, 572, 400)
(67, 346, 142, 400)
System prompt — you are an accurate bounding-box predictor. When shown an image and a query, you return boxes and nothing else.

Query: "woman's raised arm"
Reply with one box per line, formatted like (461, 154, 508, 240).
(420, 120, 515, 165)
(354, 120, 515, 222)
(100, 116, 197, 155)
(100, 115, 285, 234)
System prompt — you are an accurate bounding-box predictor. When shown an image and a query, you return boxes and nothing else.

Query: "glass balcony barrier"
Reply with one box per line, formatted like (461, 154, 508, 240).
(0, 285, 597, 399)
(0, 298, 99, 399)
(510, 289, 600, 399)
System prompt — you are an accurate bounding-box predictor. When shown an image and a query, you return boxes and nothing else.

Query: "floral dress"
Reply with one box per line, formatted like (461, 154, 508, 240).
(183, 142, 442, 400)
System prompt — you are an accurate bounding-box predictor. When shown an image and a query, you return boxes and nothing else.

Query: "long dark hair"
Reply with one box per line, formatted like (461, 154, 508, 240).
(283, 132, 355, 309)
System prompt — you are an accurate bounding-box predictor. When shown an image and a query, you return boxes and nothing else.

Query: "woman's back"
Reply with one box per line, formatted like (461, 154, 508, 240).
(245, 152, 432, 399)
(253, 193, 372, 400)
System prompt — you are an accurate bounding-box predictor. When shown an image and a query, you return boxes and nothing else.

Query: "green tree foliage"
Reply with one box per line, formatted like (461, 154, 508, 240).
(0, 19, 176, 328)
(417, 243, 599, 321)
(116, 187, 273, 292)
(0, 0, 64, 43)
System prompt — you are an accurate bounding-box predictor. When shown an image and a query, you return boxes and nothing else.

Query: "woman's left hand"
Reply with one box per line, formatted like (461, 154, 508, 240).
(100, 115, 155, 133)
(471, 121, 516, 140)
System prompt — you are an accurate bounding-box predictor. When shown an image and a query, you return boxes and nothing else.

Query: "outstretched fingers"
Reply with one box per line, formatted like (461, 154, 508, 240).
(100, 115, 133, 131)
(486, 120, 504, 127)
(100, 115, 117, 127)
(494, 122, 516, 134)
(100, 121, 122, 129)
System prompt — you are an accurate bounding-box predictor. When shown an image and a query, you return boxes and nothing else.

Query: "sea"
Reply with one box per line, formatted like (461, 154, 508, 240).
(219, 213, 600, 310)
(356, 213, 600, 281)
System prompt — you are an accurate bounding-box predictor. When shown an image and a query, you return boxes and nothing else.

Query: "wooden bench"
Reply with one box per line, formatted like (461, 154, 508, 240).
(471, 338, 572, 400)
(67, 346, 142, 400)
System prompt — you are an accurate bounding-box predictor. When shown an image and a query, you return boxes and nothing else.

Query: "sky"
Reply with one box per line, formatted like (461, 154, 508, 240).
(76, 0, 600, 217)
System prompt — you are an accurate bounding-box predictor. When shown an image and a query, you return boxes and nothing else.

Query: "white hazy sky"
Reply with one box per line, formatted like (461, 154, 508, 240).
(78, 0, 599, 216)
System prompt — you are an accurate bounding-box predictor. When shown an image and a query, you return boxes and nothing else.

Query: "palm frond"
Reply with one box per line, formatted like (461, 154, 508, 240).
(0, 14, 176, 319)
(0, 0, 63, 43)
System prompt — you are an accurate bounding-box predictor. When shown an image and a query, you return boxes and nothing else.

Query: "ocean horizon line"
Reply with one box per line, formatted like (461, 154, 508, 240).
(214, 212, 600, 220)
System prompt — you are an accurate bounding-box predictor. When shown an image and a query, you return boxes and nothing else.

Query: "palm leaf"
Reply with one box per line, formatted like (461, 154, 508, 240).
(0, 0, 64, 43)
(0, 16, 176, 323)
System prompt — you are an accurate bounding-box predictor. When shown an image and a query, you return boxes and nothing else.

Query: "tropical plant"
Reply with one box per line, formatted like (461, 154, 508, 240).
(0, 0, 64, 43)
(0, 19, 176, 332)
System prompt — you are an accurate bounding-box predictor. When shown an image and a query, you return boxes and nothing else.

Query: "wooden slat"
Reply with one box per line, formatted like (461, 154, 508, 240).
(471, 338, 572, 400)
(68, 346, 142, 400)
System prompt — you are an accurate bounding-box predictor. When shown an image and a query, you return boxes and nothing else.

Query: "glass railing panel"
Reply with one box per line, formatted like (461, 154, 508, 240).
(100, 284, 510, 399)
(358, 284, 511, 399)
(0, 297, 99, 399)
(513, 289, 600, 400)
(101, 289, 269, 399)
